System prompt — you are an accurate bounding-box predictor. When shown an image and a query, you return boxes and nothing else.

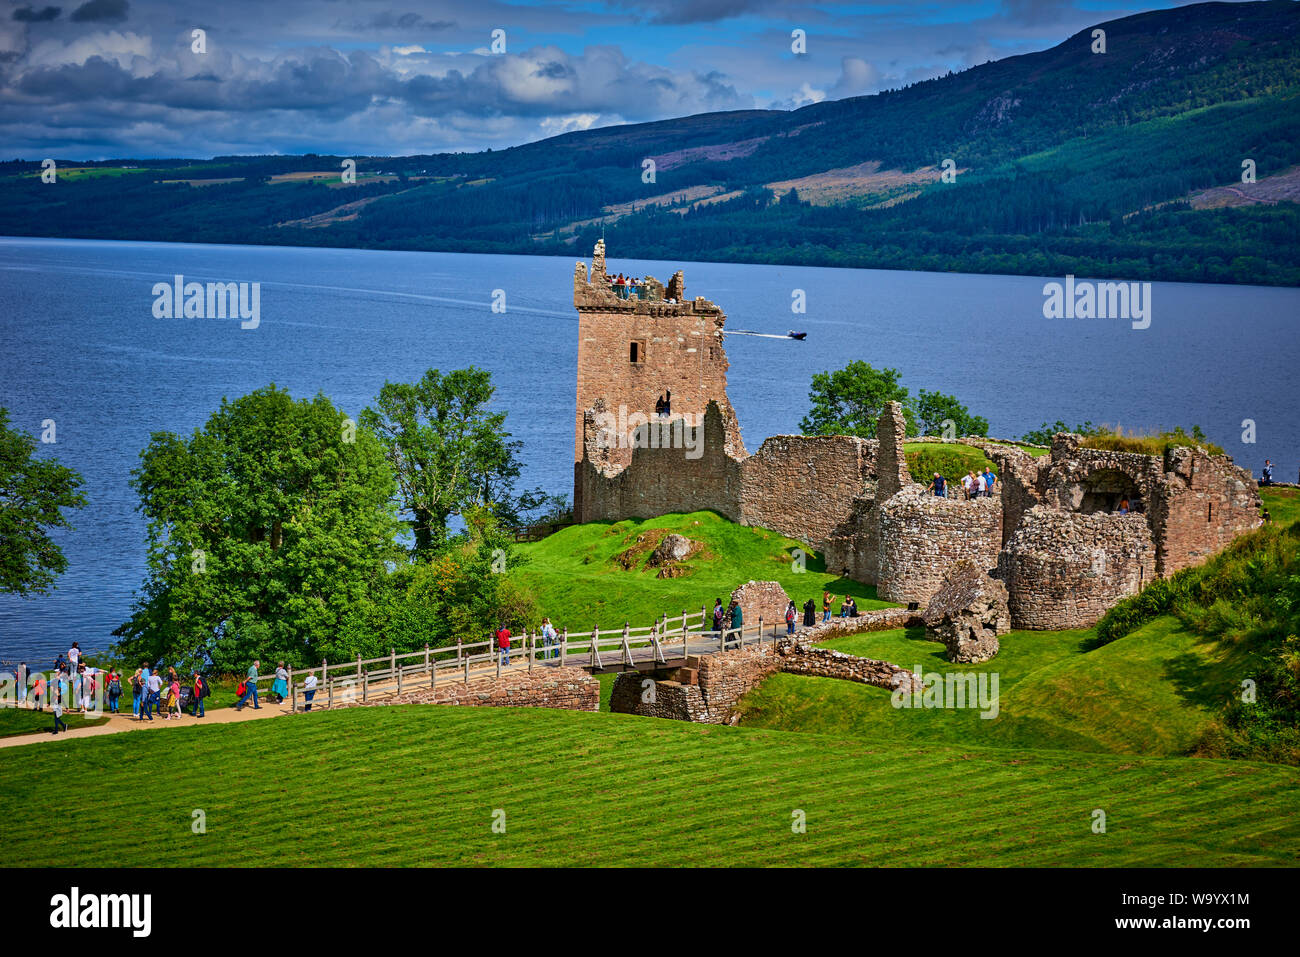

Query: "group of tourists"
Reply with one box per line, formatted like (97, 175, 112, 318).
(927, 466, 998, 499)
(129, 662, 212, 721)
(609, 273, 644, 300)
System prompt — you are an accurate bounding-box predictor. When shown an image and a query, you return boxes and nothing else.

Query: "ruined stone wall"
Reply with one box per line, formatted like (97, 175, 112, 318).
(822, 492, 880, 582)
(997, 506, 1157, 630)
(1150, 447, 1262, 574)
(738, 434, 876, 548)
(576, 400, 743, 523)
(609, 639, 920, 723)
(774, 640, 922, 693)
(875, 489, 1003, 604)
(729, 580, 792, 628)
(336, 667, 600, 712)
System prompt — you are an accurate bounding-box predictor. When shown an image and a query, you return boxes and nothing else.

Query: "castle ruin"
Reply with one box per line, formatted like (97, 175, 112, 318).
(572, 243, 1263, 630)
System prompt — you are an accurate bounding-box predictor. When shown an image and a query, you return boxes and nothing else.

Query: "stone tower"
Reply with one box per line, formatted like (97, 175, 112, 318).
(572, 241, 742, 514)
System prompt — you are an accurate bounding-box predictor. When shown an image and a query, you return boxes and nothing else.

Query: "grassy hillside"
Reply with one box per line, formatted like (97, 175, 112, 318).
(2, 705, 1297, 867)
(510, 511, 891, 632)
(737, 618, 1235, 756)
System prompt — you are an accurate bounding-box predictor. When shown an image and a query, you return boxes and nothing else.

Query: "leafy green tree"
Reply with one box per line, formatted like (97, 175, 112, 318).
(800, 361, 915, 438)
(360, 367, 525, 557)
(0, 408, 86, 596)
(915, 389, 989, 438)
(114, 385, 401, 671)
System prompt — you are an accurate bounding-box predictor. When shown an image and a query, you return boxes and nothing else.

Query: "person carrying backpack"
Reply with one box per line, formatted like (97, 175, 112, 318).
(106, 669, 121, 714)
(711, 599, 724, 637)
(785, 600, 797, 636)
(496, 626, 512, 666)
(234, 659, 261, 711)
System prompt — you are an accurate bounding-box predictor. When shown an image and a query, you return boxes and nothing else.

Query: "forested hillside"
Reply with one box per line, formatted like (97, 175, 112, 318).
(2, 1, 1298, 284)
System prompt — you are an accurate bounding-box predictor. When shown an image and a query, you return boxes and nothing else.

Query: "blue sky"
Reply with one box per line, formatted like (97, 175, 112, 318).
(0, 0, 1225, 158)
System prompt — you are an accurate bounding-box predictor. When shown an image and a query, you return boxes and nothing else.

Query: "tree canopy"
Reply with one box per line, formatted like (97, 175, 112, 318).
(114, 385, 401, 671)
(360, 367, 525, 558)
(0, 407, 86, 596)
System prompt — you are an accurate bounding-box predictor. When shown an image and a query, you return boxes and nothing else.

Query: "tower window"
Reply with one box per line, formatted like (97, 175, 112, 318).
(630, 340, 646, 364)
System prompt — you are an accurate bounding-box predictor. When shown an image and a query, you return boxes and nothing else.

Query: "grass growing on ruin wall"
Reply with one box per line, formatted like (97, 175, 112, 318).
(3, 703, 1299, 867)
(1078, 426, 1225, 457)
(510, 511, 893, 632)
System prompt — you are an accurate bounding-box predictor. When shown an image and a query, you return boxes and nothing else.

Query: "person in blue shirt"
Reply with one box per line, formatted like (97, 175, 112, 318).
(928, 472, 946, 497)
(234, 659, 262, 710)
(1261, 460, 1273, 486)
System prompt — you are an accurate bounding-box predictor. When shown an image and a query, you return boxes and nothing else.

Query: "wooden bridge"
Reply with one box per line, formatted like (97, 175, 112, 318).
(272, 607, 793, 711)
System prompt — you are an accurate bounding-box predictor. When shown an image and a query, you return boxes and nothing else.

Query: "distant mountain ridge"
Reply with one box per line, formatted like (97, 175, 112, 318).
(3, 0, 1299, 285)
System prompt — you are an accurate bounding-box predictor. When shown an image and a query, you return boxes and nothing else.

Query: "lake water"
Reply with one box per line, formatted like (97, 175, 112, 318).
(1, 236, 1296, 664)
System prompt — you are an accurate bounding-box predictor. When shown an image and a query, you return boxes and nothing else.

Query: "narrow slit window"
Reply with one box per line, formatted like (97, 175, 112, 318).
(630, 341, 646, 364)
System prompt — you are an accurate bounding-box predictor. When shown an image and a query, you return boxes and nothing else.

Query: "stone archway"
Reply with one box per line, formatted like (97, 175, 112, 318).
(1078, 468, 1144, 515)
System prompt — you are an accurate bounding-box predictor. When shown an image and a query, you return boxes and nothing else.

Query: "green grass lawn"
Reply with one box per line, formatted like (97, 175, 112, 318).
(1261, 486, 1299, 527)
(1, 704, 1296, 867)
(511, 511, 892, 633)
(735, 616, 1244, 757)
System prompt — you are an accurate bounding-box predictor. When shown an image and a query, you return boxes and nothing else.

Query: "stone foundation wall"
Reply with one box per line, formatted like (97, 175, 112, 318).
(875, 490, 1003, 604)
(997, 507, 1157, 630)
(338, 667, 600, 712)
(774, 640, 922, 693)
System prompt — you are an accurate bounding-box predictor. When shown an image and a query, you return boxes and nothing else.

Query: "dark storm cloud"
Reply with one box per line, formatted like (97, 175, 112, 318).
(358, 12, 457, 33)
(69, 0, 127, 23)
(13, 5, 61, 22)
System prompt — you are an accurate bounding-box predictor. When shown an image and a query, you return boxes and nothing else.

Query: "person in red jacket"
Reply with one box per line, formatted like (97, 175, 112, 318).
(496, 626, 511, 666)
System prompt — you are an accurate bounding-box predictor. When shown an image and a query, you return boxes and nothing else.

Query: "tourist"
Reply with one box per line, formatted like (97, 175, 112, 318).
(51, 691, 67, 735)
(272, 662, 289, 704)
(234, 659, 262, 710)
(803, 598, 816, 628)
(192, 671, 207, 718)
(67, 641, 80, 674)
(167, 676, 182, 719)
(785, 600, 797, 635)
(144, 669, 162, 720)
(80, 666, 95, 712)
(961, 471, 974, 499)
(1261, 459, 1273, 486)
(822, 590, 833, 623)
(845, 596, 858, 617)
(496, 626, 511, 666)
(712, 599, 725, 636)
(303, 672, 318, 711)
(540, 617, 558, 659)
(839, 597, 851, 618)
(730, 602, 743, 639)
(17, 662, 27, 708)
(130, 668, 143, 718)
(53, 652, 66, 676)
(31, 674, 46, 711)
(983, 467, 997, 496)
(973, 470, 987, 498)
(106, 668, 121, 714)
(1118, 498, 1130, 514)
(928, 472, 946, 497)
